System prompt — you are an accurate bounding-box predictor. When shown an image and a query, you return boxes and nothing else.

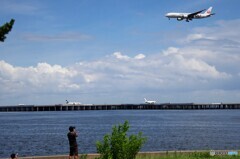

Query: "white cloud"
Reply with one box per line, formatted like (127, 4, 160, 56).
(113, 52, 130, 60)
(0, 40, 237, 104)
(163, 47, 230, 79)
(134, 54, 146, 60)
(0, 61, 80, 93)
(188, 19, 240, 44)
(112, 52, 146, 60)
(163, 47, 179, 56)
(1, 19, 240, 104)
(185, 33, 216, 42)
(186, 33, 204, 41)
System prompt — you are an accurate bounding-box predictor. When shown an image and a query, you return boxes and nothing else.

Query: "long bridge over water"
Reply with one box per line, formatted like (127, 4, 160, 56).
(0, 103, 240, 112)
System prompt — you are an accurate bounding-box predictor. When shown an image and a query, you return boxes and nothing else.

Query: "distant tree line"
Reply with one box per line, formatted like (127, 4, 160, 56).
(0, 19, 15, 42)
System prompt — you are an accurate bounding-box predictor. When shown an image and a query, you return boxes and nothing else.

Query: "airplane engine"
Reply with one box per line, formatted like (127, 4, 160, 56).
(177, 17, 184, 21)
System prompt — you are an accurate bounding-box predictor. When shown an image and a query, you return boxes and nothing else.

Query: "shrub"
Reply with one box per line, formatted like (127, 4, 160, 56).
(96, 120, 147, 159)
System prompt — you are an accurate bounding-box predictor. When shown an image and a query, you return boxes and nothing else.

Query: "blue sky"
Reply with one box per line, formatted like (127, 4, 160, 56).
(0, 0, 240, 105)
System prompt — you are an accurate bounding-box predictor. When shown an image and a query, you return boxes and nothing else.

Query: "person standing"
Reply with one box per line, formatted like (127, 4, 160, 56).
(67, 126, 78, 159)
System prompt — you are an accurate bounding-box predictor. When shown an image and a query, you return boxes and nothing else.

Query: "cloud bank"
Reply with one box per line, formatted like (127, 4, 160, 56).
(1, 19, 240, 104)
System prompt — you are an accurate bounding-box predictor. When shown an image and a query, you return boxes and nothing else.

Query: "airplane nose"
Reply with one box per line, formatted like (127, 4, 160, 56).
(165, 13, 169, 17)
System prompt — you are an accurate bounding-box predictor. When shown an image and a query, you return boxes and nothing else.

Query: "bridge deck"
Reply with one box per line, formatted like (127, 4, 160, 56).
(0, 103, 240, 112)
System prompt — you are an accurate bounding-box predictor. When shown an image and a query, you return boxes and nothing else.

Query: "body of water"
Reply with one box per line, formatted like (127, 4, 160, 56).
(0, 110, 240, 158)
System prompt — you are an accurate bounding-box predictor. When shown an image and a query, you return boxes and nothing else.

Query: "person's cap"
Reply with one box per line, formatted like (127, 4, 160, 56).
(10, 153, 18, 158)
(69, 126, 75, 131)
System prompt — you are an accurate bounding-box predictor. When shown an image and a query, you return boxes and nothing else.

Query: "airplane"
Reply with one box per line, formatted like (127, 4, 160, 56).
(66, 100, 81, 105)
(165, 7, 215, 22)
(144, 98, 156, 104)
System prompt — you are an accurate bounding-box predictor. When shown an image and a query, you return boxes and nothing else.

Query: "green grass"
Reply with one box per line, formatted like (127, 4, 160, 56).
(136, 152, 239, 159)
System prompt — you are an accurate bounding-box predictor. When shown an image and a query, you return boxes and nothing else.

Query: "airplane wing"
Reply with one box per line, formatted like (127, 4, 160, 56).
(187, 9, 206, 19)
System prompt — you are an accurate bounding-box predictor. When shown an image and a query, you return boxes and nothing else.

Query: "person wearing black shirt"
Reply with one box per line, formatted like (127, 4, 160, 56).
(67, 126, 78, 159)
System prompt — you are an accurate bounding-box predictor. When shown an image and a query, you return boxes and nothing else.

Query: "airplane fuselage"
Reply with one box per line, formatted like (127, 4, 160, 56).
(144, 98, 156, 104)
(165, 13, 210, 20)
(145, 101, 156, 104)
(165, 7, 214, 22)
(66, 100, 81, 105)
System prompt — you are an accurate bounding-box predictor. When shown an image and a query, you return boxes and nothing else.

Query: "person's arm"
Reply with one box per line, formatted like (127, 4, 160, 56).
(74, 130, 78, 137)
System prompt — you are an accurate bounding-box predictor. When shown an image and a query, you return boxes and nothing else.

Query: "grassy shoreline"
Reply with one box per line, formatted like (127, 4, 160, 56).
(136, 152, 239, 159)
(6, 151, 239, 159)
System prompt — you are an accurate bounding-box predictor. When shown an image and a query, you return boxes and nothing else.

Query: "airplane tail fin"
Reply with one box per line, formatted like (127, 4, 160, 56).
(144, 98, 147, 102)
(204, 7, 213, 15)
(66, 100, 69, 104)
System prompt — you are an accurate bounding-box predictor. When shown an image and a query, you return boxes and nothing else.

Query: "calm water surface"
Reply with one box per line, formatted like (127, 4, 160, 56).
(0, 110, 240, 158)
